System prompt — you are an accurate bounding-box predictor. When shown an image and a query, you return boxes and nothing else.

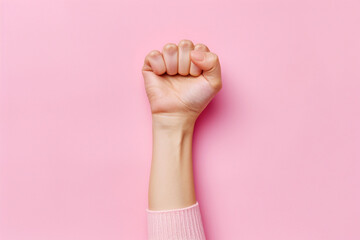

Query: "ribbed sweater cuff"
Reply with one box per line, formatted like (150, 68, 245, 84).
(146, 202, 206, 240)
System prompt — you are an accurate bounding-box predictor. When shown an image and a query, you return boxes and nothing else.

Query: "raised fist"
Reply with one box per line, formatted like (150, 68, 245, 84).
(142, 39, 222, 120)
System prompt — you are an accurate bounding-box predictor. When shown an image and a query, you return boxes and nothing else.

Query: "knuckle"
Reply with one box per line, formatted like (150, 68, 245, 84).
(195, 43, 209, 51)
(212, 53, 219, 62)
(163, 43, 177, 53)
(178, 39, 194, 48)
(148, 50, 160, 57)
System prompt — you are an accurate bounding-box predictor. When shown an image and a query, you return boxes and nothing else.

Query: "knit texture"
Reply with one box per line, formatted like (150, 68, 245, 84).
(147, 202, 206, 240)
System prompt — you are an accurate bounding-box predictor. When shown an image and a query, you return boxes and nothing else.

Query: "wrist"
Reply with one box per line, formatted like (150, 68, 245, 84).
(152, 113, 197, 131)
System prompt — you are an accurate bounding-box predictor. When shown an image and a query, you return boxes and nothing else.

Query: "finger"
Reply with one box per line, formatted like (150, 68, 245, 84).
(190, 51, 222, 90)
(143, 50, 166, 75)
(162, 43, 178, 75)
(178, 39, 194, 76)
(190, 43, 210, 76)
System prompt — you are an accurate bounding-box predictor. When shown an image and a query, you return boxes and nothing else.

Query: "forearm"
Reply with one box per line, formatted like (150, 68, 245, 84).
(143, 40, 220, 239)
(148, 114, 197, 211)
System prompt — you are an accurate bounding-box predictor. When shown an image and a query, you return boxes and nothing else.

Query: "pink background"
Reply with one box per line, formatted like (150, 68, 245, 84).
(1, 0, 359, 239)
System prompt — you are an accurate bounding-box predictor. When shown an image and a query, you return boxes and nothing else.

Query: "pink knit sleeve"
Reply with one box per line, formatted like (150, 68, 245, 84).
(146, 201, 206, 240)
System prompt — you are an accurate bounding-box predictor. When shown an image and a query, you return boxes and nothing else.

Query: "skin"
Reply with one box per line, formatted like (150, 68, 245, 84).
(142, 39, 222, 210)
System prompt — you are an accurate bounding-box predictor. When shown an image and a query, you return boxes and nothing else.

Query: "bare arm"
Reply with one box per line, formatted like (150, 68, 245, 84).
(142, 39, 222, 211)
(149, 114, 197, 210)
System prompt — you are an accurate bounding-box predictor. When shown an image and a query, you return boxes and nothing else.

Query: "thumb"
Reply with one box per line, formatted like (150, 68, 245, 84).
(190, 50, 222, 90)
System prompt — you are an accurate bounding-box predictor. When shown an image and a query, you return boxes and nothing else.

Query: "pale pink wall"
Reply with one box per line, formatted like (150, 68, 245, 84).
(1, 0, 359, 239)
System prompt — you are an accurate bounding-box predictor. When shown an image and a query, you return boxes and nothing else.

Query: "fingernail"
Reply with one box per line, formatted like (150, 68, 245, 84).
(191, 50, 205, 61)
